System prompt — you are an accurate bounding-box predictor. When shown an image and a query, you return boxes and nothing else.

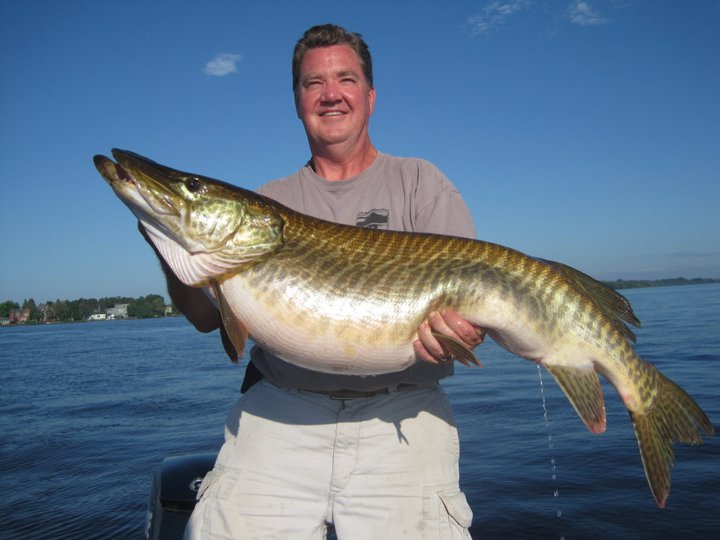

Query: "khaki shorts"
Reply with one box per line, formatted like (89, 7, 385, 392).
(184, 380, 472, 539)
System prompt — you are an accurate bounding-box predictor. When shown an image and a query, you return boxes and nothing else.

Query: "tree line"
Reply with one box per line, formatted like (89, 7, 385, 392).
(0, 295, 171, 323)
(602, 277, 720, 290)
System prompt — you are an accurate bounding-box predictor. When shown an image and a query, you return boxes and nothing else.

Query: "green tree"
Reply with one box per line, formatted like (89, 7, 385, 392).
(127, 294, 166, 318)
(99, 296, 134, 312)
(0, 300, 20, 318)
(22, 298, 42, 322)
(53, 300, 71, 321)
(42, 301, 56, 322)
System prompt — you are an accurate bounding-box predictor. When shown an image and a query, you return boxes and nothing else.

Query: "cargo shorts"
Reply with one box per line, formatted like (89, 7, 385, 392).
(184, 380, 472, 539)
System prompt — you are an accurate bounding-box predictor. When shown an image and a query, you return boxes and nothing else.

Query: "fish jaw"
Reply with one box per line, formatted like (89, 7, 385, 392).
(93, 154, 189, 245)
(94, 150, 286, 286)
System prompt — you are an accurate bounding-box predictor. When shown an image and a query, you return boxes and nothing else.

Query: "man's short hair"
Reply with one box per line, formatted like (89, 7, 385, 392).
(292, 24, 374, 92)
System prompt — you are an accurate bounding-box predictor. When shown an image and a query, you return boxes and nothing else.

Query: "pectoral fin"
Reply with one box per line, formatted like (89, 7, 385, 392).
(431, 331, 483, 368)
(545, 364, 606, 434)
(212, 282, 248, 364)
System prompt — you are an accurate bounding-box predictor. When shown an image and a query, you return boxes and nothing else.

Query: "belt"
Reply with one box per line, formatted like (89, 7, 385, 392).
(306, 383, 420, 400)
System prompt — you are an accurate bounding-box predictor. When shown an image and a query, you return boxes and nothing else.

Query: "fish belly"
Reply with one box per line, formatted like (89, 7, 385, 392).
(218, 275, 421, 374)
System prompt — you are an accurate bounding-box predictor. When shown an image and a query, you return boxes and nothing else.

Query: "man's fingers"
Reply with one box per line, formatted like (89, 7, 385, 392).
(415, 320, 445, 364)
(413, 336, 439, 365)
(413, 309, 486, 365)
(439, 309, 485, 347)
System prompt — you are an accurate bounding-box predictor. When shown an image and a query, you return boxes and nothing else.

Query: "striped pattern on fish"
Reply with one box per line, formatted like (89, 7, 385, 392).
(94, 148, 714, 508)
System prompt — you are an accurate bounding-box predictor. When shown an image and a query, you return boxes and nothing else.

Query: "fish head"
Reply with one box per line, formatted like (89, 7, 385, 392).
(94, 149, 284, 286)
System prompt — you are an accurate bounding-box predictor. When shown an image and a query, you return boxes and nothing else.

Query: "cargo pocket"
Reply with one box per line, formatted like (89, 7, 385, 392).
(195, 468, 221, 501)
(190, 467, 245, 540)
(424, 486, 473, 539)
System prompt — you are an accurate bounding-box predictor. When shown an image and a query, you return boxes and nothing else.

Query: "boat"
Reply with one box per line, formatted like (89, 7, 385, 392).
(144, 453, 216, 540)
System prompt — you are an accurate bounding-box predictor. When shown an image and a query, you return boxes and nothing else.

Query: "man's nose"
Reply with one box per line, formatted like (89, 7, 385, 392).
(321, 81, 341, 102)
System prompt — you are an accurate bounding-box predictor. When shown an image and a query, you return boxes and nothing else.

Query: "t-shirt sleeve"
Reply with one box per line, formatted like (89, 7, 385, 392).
(412, 160, 476, 239)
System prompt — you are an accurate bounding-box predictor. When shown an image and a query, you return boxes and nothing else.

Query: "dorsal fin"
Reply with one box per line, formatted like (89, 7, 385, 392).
(538, 258, 641, 342)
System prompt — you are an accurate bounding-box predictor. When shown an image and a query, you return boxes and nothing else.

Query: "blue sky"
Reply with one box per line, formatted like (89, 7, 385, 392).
(1, 0, 718, 304)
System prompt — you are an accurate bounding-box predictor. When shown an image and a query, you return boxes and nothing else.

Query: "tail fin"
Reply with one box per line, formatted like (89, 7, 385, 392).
(629, 370, 714, 507)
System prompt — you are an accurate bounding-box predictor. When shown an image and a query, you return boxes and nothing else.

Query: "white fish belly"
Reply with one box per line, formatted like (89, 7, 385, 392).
(219, 276, 420, 375)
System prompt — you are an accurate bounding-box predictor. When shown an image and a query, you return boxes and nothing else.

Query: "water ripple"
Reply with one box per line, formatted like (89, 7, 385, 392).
(2, 286, 719, 539)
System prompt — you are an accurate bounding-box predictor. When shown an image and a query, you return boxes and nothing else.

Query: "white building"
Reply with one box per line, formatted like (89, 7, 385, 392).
(107, 304, 129, 319)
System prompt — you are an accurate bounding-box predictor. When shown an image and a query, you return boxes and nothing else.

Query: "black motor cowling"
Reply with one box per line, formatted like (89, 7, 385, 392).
(145, 453, 217, 540)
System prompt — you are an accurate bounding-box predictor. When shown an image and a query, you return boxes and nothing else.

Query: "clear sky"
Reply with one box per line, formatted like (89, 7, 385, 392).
(1, 0, 718, 305)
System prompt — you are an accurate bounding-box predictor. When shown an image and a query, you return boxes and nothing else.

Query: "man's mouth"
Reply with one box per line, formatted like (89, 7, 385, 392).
(320, 111, 345, 117)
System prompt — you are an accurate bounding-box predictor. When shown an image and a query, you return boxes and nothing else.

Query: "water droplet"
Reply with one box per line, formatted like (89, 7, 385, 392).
(537, 364, 564, 534)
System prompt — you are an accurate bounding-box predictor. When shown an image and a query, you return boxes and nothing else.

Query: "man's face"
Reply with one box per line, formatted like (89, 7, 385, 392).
(295, 44, 376, 151)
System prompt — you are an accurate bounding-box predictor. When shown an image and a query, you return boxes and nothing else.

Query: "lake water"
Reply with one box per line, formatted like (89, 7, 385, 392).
(1, 284, 718, 539)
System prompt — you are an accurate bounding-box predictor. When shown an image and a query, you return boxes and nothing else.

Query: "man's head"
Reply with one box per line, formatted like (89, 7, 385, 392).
(292, 24, 377, 157)
(292, 24, 373, 94)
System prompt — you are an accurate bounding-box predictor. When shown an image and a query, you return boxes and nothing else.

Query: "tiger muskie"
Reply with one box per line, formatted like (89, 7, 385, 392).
(94, 149, 713, 507)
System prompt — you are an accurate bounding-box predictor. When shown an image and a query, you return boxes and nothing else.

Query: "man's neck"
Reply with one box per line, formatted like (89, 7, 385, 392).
(310, 139, 379, 181)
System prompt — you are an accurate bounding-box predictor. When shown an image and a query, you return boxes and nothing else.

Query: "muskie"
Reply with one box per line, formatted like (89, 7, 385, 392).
(94, 149, 713, 507)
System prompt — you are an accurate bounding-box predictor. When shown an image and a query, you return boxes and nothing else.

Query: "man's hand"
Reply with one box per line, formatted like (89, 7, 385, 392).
(413, 309, 485, 365)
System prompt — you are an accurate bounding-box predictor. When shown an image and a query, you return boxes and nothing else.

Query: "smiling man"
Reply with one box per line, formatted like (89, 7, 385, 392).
(176, 24, 484, 539)
(294, 43, 377, 177)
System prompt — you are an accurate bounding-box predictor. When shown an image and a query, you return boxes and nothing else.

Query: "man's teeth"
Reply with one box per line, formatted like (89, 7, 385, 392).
(322, 112, 343, 116)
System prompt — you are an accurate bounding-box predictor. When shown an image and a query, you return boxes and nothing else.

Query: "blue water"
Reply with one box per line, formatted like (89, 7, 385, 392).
(1, 284, 718, 539)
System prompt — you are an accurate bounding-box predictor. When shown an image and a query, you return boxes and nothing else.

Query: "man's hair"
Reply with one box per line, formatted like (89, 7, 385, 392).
(292, 24, 374, 92)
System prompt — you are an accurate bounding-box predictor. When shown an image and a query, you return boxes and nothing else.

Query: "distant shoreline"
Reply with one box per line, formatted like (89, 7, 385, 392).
(602, 277, 720, 290)
(0, 314, 184, 328)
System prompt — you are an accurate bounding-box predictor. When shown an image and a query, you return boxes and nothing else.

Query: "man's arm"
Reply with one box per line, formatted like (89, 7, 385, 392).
(138, 222, 239, 360)
(138, 222, 219, 332)
(410, 166, 485, 363)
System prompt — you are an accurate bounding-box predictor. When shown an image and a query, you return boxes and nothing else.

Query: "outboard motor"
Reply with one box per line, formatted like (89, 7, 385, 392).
(145, 453, 217, 540)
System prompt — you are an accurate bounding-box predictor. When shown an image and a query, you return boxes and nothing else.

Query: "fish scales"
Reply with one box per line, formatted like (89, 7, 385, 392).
(94, 149, 714, 509)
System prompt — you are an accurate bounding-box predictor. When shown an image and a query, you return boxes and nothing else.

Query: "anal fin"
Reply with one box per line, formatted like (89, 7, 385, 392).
(545, 364, 606, 433)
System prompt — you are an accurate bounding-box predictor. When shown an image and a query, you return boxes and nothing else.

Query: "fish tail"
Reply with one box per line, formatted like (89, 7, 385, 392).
(629, 368, 714, 508)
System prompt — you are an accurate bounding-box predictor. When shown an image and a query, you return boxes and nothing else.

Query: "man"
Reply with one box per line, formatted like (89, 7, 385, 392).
(164, 24, 484, 539)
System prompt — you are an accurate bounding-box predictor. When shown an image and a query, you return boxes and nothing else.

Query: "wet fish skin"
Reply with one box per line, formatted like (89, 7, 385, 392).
(94, 149, 714, 508)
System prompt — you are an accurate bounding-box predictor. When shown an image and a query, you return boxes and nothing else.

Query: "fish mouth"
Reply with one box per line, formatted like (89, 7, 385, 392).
(93, 150, 180, 217)
(94, 149, 269, 257)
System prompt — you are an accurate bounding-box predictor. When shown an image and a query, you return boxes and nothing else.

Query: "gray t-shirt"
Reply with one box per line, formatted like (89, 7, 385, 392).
(250, 153, 476, 392)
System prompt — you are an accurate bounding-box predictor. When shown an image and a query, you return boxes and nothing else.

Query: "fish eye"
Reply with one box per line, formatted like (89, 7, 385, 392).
(185, 177, 202, 192)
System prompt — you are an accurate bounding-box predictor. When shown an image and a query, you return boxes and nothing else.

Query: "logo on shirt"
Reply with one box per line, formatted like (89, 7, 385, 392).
(356, 209, 389, 230)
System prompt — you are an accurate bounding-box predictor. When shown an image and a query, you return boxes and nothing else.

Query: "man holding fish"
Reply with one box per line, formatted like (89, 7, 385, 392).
(97, 20, 713, 539)
(162, 23, 484, 540)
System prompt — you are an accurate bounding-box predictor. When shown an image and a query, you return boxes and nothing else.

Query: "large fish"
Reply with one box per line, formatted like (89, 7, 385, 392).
(94, 149, 713, 507)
